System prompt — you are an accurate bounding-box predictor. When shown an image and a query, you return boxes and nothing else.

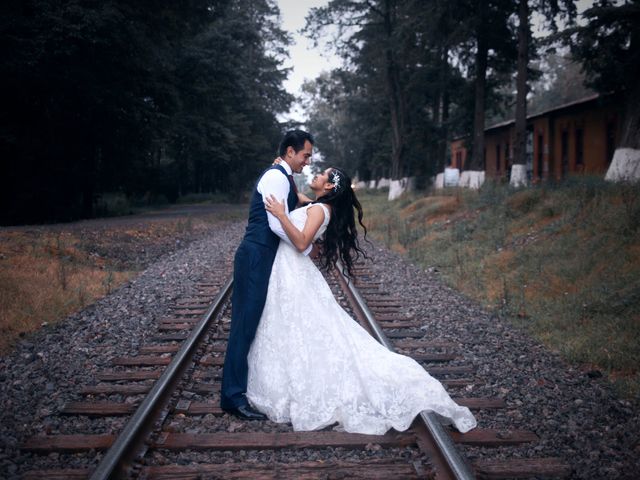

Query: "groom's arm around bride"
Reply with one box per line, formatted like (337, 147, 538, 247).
(220, 130, 314, 419)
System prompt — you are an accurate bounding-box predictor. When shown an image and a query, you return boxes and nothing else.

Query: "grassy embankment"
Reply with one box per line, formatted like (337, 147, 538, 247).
(361, 178, 640, 400)
(0, 204, 245, 354)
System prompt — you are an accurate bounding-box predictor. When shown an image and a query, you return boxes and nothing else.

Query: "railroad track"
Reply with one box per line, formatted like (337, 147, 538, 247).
(19, 259, 572, 479)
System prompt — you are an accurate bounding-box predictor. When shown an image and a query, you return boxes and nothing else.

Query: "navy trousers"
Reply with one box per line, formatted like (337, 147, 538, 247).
(220, 240, 277, 409)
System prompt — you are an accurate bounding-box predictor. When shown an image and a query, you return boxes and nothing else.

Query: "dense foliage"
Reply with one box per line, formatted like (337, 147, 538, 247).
(303, 0, 636, 181)
(302, 0, 522, 181)
(567, 0, 640, 148)
(0, 0, 292, 224)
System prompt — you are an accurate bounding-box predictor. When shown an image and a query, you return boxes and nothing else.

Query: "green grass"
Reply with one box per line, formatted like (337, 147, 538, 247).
(359, 178, 640, 400)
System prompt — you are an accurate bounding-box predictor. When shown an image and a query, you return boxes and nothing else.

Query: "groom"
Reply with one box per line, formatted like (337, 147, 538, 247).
(220, 129, 314, 420)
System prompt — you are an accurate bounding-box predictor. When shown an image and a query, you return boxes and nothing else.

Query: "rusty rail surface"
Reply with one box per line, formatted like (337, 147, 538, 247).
(89, 276, 233, 480)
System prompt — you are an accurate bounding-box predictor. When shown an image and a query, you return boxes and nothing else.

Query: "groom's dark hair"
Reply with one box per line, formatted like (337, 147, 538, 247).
(278, 129, 314, 157)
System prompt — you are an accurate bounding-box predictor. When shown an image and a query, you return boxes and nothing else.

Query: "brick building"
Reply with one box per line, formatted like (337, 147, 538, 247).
(450, 94, 621, 181)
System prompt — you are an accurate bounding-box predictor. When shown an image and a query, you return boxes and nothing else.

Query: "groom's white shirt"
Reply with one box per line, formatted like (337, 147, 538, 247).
(257, 161, 312, 256)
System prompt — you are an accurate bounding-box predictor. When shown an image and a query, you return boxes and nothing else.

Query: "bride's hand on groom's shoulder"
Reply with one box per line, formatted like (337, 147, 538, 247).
(272, 157, 282, 165)
(265, 194, 286, 219)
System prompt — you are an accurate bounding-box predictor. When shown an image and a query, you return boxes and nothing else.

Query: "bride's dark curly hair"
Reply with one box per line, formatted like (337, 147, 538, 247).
(314, 168, 368, 278)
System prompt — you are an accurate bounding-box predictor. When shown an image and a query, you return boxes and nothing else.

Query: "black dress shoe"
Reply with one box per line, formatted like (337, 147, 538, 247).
(223, 404, 267, 421)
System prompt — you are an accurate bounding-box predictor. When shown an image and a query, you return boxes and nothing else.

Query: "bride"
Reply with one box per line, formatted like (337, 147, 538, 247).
(246, 167, 476, 435)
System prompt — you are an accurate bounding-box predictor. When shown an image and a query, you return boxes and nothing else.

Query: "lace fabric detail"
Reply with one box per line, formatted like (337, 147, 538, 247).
(246, 204, 476, 434)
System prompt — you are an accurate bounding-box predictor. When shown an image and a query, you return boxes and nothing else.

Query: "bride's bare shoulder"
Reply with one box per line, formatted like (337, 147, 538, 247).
(307, 203, 331, 219)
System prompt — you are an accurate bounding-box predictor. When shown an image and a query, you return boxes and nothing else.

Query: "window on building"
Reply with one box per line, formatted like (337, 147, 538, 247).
(575, 128, 584, 167)
(495, 144, 501, 173)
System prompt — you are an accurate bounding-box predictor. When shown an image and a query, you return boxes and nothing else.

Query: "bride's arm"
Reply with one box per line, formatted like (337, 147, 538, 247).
(297, 192, 314, 204)
(265, 195, 325, 253)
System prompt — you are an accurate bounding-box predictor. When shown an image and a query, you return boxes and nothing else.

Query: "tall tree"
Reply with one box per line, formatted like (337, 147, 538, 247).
(0, 0, 291, 224)
(304, 0, 530, 185)
(306, 0, 409, 180)
(466, 0, 518, 171)
(568, 0, 640, 151)
(302, 69, 391, 180)
(400, 0, 469, 176)
(513, 0, 530, 171)
(512, 0, 576, 172)
(305, 0, 474, 183)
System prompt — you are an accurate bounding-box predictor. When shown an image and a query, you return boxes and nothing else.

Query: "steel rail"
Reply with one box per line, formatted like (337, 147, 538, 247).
(335, 260, 475, 480)
(90, 276, 233, 480)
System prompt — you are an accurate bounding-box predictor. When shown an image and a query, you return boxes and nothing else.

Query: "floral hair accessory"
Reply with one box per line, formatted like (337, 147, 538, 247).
(332, 171, 341, 191)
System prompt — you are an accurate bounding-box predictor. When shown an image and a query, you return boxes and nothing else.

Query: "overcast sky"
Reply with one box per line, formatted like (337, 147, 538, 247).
(276, 0, 341, 124)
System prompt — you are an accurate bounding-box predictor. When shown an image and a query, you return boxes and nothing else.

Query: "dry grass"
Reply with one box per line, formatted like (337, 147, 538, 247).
(0, 204, 245, 354)
(360, 179, 640, 400)
(401, 196, 460, 224)
(0, 232, 134, 353)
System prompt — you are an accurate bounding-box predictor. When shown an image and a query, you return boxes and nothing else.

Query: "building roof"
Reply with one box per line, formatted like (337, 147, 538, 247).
(452, 93, 603, 141)
(485, 93, 602, 132)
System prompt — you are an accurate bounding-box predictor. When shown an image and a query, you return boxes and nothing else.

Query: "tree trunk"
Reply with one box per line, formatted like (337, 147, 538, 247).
(513, 0, 529, 166)
(383, 0, 406, 180)
(469, 0, 489, 171)
(620, 25, 640, 149)
(619, 88, 640, 150)
(605, 80, 640, 182)
(436, 46, 450, 173)
(439, 90, 451, 172)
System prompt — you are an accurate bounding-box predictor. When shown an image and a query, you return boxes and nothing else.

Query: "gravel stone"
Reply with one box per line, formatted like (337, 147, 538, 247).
(2, 220, 638, 479)
(0, 219, 243, 478)
(361, 243, 640, 479)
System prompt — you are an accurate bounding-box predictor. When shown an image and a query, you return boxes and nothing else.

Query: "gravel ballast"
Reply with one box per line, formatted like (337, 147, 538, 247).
(0, 219, 243, 478)
(362, 244, 639, 479)
(1, 217, 638, 479)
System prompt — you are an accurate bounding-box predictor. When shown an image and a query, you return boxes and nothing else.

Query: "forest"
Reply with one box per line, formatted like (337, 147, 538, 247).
(302, 0, 639, 185)
(1, 0, 638, 225)
(1, 1, 292, 224)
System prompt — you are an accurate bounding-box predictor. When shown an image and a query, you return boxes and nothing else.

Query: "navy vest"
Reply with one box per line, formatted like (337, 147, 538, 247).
(243, 165, 298, 251)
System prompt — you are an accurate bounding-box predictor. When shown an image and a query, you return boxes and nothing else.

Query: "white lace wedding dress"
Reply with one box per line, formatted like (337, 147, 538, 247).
(246, 204, 476, 435)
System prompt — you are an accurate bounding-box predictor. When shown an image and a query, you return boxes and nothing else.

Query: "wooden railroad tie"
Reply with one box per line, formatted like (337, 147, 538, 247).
(139, 344, 181, 354)
(80, 384, 151, 395)
(140, 459, 426, 480)
(197, 355, 225, 367)
(393, 339, 458, 349)
(22, 426, 540, 454)
(171, 303, 210, 310)
(21, 456, 571, 479)
(96, 370, 161, 381)
(58, 396, 504, 418)
(111, 355, 172, 366)
(175, 298, 211, 305)
(378, 320, 423, 329)
(151, 333, 189, 342)
(473, 457, 572, 479)
(157, 323, 195, 331)
(139, 342, 226, 354)
(385, 330, 425, 338)
(158, 316, 201, 324)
